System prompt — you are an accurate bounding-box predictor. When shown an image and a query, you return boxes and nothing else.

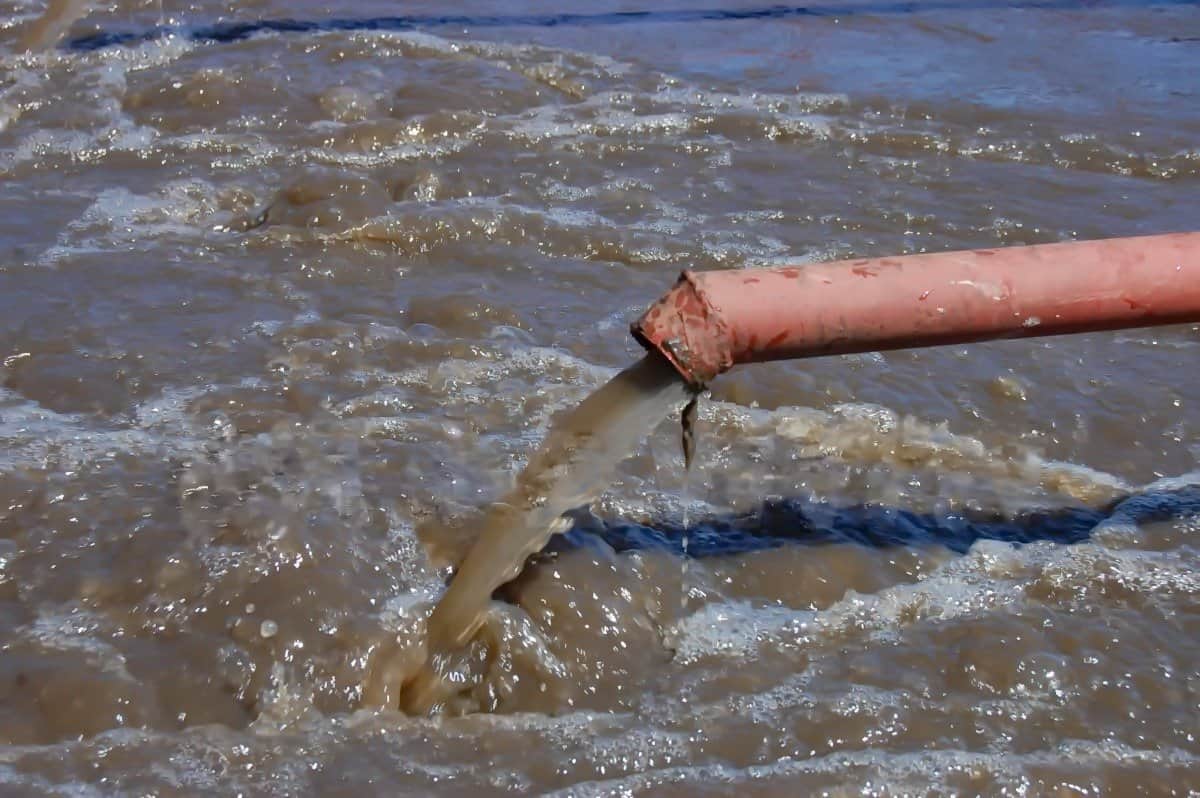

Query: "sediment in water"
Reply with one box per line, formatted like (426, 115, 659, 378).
(2, 8, 1198, 791)
(400, 353, 693, 714)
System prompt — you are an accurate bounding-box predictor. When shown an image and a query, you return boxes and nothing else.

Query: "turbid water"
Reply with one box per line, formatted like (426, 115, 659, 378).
(400, 354, 692, 715)
(1, 0, 1199, 794)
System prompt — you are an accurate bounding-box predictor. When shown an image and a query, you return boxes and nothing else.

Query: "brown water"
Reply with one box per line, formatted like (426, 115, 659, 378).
(2, 0, 1200, 794)
(400, 354, 691, 715)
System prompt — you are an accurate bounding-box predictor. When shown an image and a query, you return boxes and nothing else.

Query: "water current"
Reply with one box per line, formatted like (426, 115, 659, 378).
(401, 354, 692, 715)
(1, 0, 1199, 794)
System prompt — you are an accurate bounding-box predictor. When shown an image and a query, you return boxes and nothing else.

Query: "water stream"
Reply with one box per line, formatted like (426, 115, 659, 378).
(679, 394, 700, 617)
(401, 354, 693, 714)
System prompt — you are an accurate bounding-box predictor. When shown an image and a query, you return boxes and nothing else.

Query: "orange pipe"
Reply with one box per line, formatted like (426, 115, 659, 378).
(632, 232, 1200, 387)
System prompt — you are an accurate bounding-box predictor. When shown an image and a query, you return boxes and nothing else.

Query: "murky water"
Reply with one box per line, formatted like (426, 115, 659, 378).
(1, 0, 1199, 794)
(402, 354, 691, 715)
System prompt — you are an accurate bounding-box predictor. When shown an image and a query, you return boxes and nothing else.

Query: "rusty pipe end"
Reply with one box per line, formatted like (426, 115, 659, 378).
(631, 270, 735, 389)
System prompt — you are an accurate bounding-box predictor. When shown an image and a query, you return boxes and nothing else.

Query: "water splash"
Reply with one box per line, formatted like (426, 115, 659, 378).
(401, 354, 691, 714)
(679, 394, 700, 615)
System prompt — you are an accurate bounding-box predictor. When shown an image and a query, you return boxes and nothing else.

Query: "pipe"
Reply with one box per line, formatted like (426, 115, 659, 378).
(632, 232, 1200, 388)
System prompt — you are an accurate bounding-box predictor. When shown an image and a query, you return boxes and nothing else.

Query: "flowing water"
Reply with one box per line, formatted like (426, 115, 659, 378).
(400, 354, 692, 715)
(679, 395, 700, 617)
(1, 0, 1199, 794)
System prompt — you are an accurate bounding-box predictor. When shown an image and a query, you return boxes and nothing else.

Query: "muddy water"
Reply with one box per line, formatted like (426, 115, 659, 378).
(401, 354, 691, 715)
(0, 0, 1198, 794)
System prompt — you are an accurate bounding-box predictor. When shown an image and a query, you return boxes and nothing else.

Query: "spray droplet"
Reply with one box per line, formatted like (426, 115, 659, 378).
(260, 620, 278, 639)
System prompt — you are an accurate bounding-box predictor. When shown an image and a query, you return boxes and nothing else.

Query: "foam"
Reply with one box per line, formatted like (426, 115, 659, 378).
(549, 739, 1198, 797)
(37, 180, 220, 264)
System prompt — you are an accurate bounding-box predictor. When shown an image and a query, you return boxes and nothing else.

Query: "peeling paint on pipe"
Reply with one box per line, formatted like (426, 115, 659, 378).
(631, 232, 1200, 388)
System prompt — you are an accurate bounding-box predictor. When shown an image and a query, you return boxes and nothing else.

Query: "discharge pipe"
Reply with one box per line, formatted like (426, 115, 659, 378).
(632, 232, 1200, 387)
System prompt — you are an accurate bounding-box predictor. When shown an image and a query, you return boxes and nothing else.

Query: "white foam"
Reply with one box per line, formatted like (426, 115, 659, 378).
(549, 739, 1197, 797)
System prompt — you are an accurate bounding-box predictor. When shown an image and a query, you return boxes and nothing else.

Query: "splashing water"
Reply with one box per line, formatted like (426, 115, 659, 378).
(401, 354, 692, 714)
(679, 394, 700, 616)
